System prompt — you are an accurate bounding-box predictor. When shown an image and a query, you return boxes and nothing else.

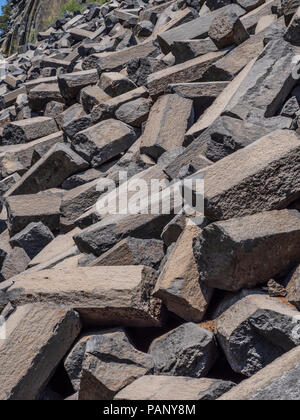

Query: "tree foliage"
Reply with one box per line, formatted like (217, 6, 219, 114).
(0, 0, 13, 34)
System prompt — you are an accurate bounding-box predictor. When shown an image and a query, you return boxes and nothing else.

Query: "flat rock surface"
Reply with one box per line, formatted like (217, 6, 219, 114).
(7, 266, 163, 327)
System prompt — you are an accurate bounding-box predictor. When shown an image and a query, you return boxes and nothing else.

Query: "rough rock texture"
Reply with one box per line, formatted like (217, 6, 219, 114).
(9, 222, 54, 259)
(5, 143, 89, 196)
(73, 211, 174, 257)
(192, 130, 300, 221)
(79, 328, 154, 400)
(2, 117, 58, 145)
(140, 93, 194, 159)
(208, 10, 249, 49)
(0, 303, 81, 400)
(89, 237, 164, 269)
(149, 322, 218, 377)
(7, 265, 163, 327)
(157, 4, 246, 54)
(58, 70, 99, 101)
(193, 210, 300, 291)
(115, 376, 235, 400)
(1, 0, 300, 401)
(216, 293, 300, 376)
(6, 190, 62, 236)
(72, 119, 137, 167)
(287, 265, 300, 309)
(64, 331, 104, 392)
(223, 39, 298, 120)
(154, 224, 213, 322)
(219, 347, 300, 400)
(1, 246, 31, 280)
(284, 6, 300, 45)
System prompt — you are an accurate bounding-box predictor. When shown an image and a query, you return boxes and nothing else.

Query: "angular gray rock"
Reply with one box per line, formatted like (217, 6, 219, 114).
(170, 39, 219, 65)
(58, 69, 99, 101)
(99, 72, 137, 97)
(28, 83, 64, 112)
(184, 59, 256, 142)
(284, 6, 300, 45)
(91, 86, 148, 123)
(115, 376, 235, 400)
(204, 116, 273, 162)
(0, 173, 21, 196)
(140, 94, 194, 160)
(0, 304, 81, 400)
(61, 104, 92, 140)
(149, 322, 218, 377)
(192, 130, 300, 221)
(223, 39, 298, 120)
(79, 328, 154, 400)
(157, 4, 246, 54)
(44, 101, 65, 119)
(95, 41, 158, 72)
(216, 293, 300, 376)
(208, 10, 249, 49)
(5, 191, 62, 236)
(281, 96, 300, 118)
(240, 0, 279, 33)
(167, 81, 229, 118)
(64, 332, 99, 392)
(127, 56, 168, 87)
(28, 228, 80, 269)
(1, 247, 31, 280)
(219, 346, 300, 400)
(202, 29, 265, 81)
(9, 222, 54, 259)
(80, 86, 111, 114)
(2, 0, 300, 402)
(147, 50, 228, 97)
(4, 143, 89, 196)
(115, 97, 152, 127)
(72, 119, 137, 167)
(193, 209, 300, 292)
(164, 137, 212, 180)
(161, 212, 187, 246)
(2, 117, 58, 145)
(7, 266, 163, 327)
(89, 237, 164, 269)
(61, 168, 103, 190)
(236, 0, 265, 12)
(73, 211, 173, 257)
(60, 179, 104, 230)
(154, 224, 213, 322)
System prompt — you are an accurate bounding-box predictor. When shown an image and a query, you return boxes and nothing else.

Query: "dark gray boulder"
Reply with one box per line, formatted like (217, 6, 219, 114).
(149, 322, 218, 377)
(9, 222, 54, 259)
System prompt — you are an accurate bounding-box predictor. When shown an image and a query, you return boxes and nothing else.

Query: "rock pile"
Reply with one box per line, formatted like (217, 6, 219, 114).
(0, 0, 72, 56)
(1, 0, 300, 401)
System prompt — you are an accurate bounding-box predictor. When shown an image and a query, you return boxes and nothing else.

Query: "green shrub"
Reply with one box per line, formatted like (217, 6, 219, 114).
(60, 0, 107, 17)
(60, 0, 83, 14)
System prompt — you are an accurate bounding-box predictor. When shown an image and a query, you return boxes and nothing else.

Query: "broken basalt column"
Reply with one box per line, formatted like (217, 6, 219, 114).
(216, 293, 300, 376)
(193, 210, 300, 291)
(7, 265, 163, 327)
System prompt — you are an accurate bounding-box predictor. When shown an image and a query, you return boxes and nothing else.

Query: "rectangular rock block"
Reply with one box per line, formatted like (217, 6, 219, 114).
(0, 303, 81, 400)
(157, 4, 246, 54)
(223, 39, 298, 120)
(8, 266, 163, 327)
(147, 50, 228, 97)
(194, 129, 300, 221)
